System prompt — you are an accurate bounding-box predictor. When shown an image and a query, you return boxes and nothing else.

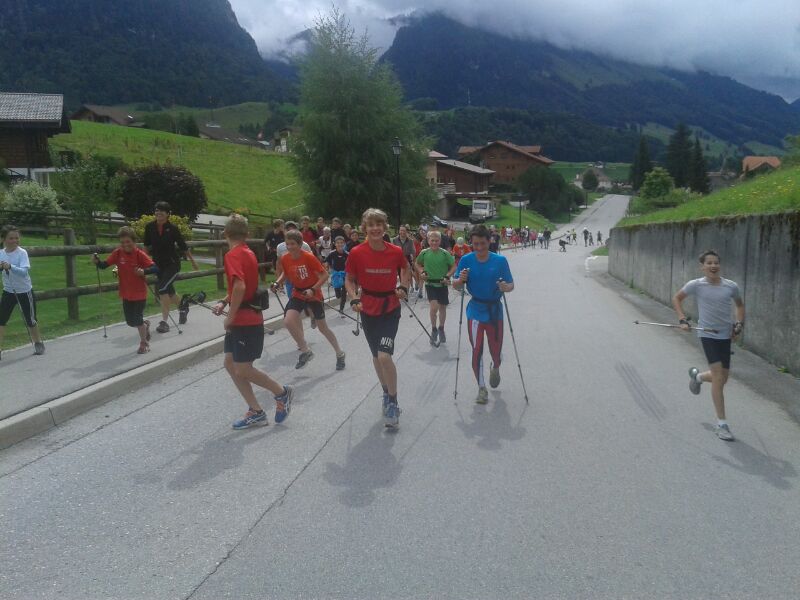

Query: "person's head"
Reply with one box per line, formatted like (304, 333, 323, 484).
(335, 236, 346, 252)
(284, 220, 299, 232)
(361, 208, 388, 241)
(272, 218, 284, 232)
(469, 225, 491, 255)
(343, 224, 352, 235)
(456, 236, 465, 246)
(427, 230, 442, 250)
(118, 226, 137, 252)
(699, 250, 721, 276)
(332, 217, 342, 227)
(316, 217, 325, 229)
(322, 226, 331, 238)
(1, 225, 21, 250)
(300, 215, 310, 229)
(285, 230, 303, 254)
(349, 229, 359, 242)
(154, 201, 171, 224)
(224, 214, 249, 243)
(398, 225, 408, 238)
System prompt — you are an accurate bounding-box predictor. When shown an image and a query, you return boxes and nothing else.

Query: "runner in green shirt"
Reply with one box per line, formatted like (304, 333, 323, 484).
(416, 230, 456, 345)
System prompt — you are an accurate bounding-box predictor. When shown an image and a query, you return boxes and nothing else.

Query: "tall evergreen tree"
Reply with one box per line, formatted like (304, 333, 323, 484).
(689, 138, 711, 194)
(293, 9, 433, 223)
(665, 122, 693, 188)
(629, 135, 653, 190)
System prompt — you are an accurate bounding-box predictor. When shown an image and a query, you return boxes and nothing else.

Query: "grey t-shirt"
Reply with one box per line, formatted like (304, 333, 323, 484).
(681, 277, 741, 340)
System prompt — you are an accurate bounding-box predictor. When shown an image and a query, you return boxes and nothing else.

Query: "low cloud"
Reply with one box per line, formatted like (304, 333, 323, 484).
(229, 0, 800, 99)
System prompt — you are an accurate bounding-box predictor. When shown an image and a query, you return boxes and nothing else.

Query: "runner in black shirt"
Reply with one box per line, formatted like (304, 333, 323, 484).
(326, 237, 349, 314)
(264, 219, 285, 273)
(143, 202, 198, 332)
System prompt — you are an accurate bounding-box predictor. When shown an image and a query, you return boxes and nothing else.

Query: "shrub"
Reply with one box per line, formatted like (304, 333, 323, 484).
(2, 181, 59, 225)
(117, 165, 207, 221)
(640, 167, 674, 200)
(131, 214, 193, 242)
(581, 170, 599, 191)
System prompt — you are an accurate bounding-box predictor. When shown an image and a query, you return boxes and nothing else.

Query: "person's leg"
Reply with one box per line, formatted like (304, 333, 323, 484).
(486, 319, 504, 369)
(19, 291, 43, 344)
(438, 303, 447, 328)
(315, 317, 342, 354)
(376, 352, 397, 396)
(233, 362, 284, 397)
(159, 293, 172, 323)
(284, 308, 310, 352)
(429, 298, 439, 329)
(372, 356, 387, 388)
(709, 362, 728, 420)
(467, 319, 486, 387)
(224, 353, 262, 411)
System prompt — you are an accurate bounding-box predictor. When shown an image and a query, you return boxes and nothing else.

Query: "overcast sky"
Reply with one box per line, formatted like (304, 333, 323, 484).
(229, 0, 800, 101)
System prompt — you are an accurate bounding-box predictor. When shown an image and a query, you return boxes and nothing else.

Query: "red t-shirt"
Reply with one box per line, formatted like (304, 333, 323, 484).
(224, 243, 263, 326)
(105, 247, 154, 301)
(280, 250, 325, 302)
(301, 228, 317, 249)
(346, 241, 406, 316)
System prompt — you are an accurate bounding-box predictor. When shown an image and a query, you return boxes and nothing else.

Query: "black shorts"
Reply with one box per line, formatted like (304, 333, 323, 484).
(122, 299, 146, 327)
(361, 308, 401, 357)
(224, 325, 265, 363)
(334, 287, 346, 299)
(701, 337, 732, 369)
(155, 262, 180, 296)
(425, 285, 450, 305)
(285, 296, 326, 320)
(0, 289, 38, 327)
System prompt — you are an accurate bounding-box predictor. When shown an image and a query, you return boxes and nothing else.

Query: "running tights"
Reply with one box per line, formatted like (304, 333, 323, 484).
(468, 319, 503, 387)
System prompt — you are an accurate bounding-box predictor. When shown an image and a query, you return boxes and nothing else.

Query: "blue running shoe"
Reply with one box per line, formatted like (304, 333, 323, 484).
(232, 409, 267, 429)
(382, 392, 390, 415)
(274, 386, 294, 424)
(384, 402, 401, 428)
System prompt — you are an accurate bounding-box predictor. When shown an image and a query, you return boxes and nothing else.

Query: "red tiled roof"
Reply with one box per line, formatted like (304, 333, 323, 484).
(742, 156, 781, 171)
(428, 150, 448, 159)
(484, 141, 554, 165)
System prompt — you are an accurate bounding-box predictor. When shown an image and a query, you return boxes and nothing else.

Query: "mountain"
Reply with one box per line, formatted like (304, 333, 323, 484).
(0, 0, 288, 108)
(382, 14, 799, 150)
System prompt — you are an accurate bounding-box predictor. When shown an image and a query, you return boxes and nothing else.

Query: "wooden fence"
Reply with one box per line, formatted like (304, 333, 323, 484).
(28, 228, 270, 319)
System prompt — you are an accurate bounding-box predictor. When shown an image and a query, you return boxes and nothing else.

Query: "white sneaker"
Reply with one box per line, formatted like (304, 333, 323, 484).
(716, 424, 734, 441)
(688, 367, 701, 395)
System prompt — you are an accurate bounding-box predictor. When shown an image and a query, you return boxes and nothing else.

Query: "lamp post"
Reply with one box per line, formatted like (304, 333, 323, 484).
(392, 137, 402, 231)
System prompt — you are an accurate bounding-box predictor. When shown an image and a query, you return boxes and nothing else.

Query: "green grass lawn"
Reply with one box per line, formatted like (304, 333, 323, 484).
(52, 121, 303, 216)
(551, 162, 631, 183)
(487, 203, 555, 231)
(115, 101, 282, 136)
(592, 246, 609, 256)
(0, 235, 263, 350)
(618, 166, 800, 226)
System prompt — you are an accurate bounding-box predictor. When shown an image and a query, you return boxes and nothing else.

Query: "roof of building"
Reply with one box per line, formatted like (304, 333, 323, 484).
(457, 146, 482, 156)
(518, 145, 542, 155)
(458, 141, 553, 165)
(437, 159, 495, 175)
(199, 123, 260, 147)
(428, 150, 448, 159)
(742, 156, 781, 171)
(0, 92, 65, 124)
(72, 104, 138, 125)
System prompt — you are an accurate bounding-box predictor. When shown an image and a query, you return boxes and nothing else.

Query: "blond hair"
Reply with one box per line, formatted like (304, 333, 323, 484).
(361, 207, 388, 229)
(224, 214, 249, 240)
(117, 226, 137, 241)
(427, 230, 442, 240)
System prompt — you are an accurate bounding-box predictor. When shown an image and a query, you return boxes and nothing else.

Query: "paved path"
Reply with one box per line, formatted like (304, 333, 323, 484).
(2, 195, 799, 599)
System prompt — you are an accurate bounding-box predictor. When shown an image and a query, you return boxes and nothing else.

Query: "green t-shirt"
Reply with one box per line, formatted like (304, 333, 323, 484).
(416, 248, 454, 287)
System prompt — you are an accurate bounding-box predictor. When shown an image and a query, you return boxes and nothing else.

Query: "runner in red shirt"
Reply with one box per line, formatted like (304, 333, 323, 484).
(300, 216, 317, 251)
(345, 208, 411, 428)
(211, 214, 294, 429)
(274, 231, 345, 371)
(93, 226, 159, 354)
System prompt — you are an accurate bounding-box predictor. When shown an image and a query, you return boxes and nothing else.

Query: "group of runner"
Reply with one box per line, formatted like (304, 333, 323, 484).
(0, 206, 746, 441)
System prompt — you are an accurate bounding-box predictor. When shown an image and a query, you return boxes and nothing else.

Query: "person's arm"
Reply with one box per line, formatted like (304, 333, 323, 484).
(498, 258, 514, 293)
(397, 260, 410, 299)
(345, 272, 361, 312)
(7, 250, 31, 276)
(143, 224, 153, 254)
(672, 289, 691, 331)
(733, 296, 745, 338)
(224, 278, 246, 329)
(445, 254, 457, 281)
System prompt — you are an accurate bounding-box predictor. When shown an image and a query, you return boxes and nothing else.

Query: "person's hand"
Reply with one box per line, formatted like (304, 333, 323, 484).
(498, 280, 513, 293)
(0, 261, 10, 271)
(304, 288, 315, 298)
(351, 299, 363, 313)
(91, 254, 100, 265)
(732, 321, 744, 340)
(395, 286, 408, 300)
(420, 271, 429, 282)
(458, 268, 469, 284)
(134, 267, 145, 277)
(212, 302, 226, 316)
(679, 318, 691, 332)
(441, 276, 451, 286)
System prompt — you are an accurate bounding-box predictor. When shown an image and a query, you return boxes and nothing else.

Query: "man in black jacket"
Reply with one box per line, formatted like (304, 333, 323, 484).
(143, 202, 198, 333)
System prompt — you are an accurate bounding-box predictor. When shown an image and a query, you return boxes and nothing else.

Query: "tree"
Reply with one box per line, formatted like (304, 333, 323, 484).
(516, 165, 580, 218)
(292, 9, 434, 223)
(639, 167, 674, 200)
(665, 122, 692, 188)
(2, 181, 59, 225)
(581, 170, 599, 191)
(688, 138, 711, 194)
(629, 135, 653, 190)
(118, 165, 207, 220)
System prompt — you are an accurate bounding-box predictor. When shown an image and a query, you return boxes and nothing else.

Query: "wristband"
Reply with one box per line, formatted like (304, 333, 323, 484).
(679, 318, 690, 325)
(350, 299, 361, 306)
(397, 285, 408, 294)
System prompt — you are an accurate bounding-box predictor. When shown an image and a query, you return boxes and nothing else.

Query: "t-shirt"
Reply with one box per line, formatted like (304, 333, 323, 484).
(264, 230, 285, 251)
(455, 252, 513, 323)
(280, 250, 325, 301)
(680, 277, 741, 340)
(224, 243, 264, 326)
(105, 247, 155, 301)
(317, 236, 334, 260)
(0, 247, 33, 293)
(346, 241, 406, 316)
(276, 240, 311, 258)
(301, 228, 317, 248)
(489, 233, 500, 253)
(392, 236, 416, 263)
(143, 220, 187, 267)
(416, 248, 454, 287)
(326, 250, 348, 273)
(452, 244, 471, 265)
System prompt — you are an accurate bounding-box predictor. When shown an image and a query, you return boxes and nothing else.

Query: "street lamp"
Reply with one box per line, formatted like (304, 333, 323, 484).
(392, 137, 402, 231)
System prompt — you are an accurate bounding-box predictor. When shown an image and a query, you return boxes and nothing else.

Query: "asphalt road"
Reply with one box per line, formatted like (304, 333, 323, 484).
(2, 195, 799, 599)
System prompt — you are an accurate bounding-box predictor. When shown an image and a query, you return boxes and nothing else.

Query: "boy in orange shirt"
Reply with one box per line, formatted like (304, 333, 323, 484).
(274, 230, 346, 371)
(92, 227, 159, 354)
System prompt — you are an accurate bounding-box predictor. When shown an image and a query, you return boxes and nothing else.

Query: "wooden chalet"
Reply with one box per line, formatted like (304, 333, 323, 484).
(457, 141, 554, 185)
(742, 156, 781, 177)
(0, 92, 71, 184)
(71, 104, 142, 127)
(199, 123, 261, 148)
(436, 159, 494, 194)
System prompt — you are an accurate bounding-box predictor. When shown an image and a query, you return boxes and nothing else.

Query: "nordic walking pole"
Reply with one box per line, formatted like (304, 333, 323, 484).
(353, 310, 361, 337)
(92, 254, 108, 338)
(149, 282, 182, 334)
(320, 301, 360, 325)
(498, 279, 529, 404)
(271, 286, 285, 312)
(403, 298, 440, 347)
(184, 291, 275, 335)
(633, 320, 719, 334)
(4, 270, 35, 351)
(453, 286, 466, 401)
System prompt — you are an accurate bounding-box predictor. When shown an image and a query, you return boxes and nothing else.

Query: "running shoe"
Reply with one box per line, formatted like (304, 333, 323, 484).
(274, 386, 294, 424)
(144, 320, 151, 342)
(430, 327, 439, 346)
(295, 350, 314, 369)
(233, 409, 268, 429)
(489, 365, 501, 389)
(336, 351, 346, 371)
(178, 305, 189, 325)
(438, 327, 446, 344)
(156, 321, 170, 333)
(384, 402, 401, 428)
(382, 391, 390, 414)
(137, 341, 150, 354)
(688, 367, 701, 395)
(476, 386, 489, 404)
(715, 423, 734, 441)
(34, 341, 45, 355)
